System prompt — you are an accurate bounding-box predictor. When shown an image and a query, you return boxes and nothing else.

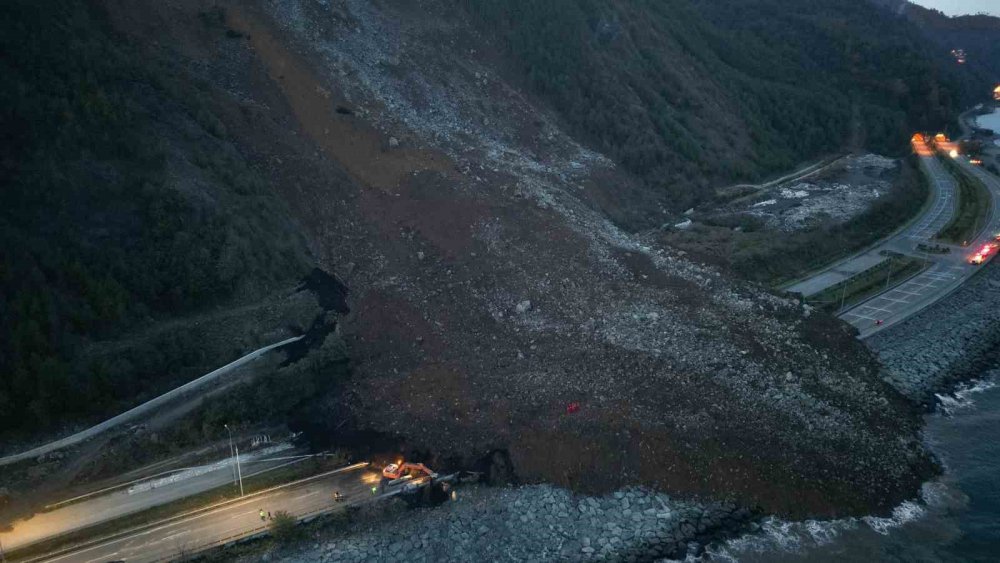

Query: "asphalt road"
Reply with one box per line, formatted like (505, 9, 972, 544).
(843, 153, 1000, 338)
(787, 152, 956, 297)
(786, 135, 1000, 339)
(1, 445, 304, 552)
(17, 464, 379, 563)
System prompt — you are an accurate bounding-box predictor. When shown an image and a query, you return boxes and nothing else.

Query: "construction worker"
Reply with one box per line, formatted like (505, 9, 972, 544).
(259, 508, 266, 521)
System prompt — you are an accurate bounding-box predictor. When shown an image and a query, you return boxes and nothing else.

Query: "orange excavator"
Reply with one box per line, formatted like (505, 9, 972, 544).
(382, 461, 438, 481)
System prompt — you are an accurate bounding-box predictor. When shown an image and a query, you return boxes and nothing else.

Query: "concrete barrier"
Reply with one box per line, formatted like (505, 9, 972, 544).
(0, 336, 303, 468)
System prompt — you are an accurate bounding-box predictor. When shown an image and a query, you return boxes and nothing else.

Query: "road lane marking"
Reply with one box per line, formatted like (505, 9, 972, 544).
(291, 491, 320, 501)
(36, 464, 371, 562)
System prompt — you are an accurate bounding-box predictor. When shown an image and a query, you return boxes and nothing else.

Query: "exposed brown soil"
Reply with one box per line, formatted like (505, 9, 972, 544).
(93, 0, 937, 519)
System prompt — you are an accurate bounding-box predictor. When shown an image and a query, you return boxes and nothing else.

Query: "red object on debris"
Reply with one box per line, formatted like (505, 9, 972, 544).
(566, 402, 581, 414)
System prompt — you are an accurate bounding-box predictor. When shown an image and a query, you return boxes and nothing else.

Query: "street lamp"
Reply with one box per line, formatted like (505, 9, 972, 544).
(224, 424, 236, 487)
(224, 424, 244, 497)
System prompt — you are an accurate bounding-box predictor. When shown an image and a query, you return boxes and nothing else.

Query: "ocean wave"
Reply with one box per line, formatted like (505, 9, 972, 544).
(935, 373, 998, 415)
(706, 481, 952, 560)
(861, 500, 925, 535)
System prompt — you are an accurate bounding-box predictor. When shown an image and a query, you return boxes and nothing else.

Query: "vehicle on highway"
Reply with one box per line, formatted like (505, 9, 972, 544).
(969, 243, 997, 265)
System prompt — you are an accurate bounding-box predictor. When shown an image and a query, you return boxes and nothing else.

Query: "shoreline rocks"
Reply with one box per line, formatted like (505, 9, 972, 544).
(270, 485, 753, 562)
(869, 261, 1000, 403)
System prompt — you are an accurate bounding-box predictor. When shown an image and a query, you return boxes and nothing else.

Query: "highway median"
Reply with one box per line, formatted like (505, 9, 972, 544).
(805, 253, 928, 313)
(936, 155, 991, 245)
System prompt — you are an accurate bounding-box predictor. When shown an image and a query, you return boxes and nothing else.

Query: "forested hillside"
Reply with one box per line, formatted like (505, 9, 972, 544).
(0, 1, 311, 438)
(461, 0, 980, 207)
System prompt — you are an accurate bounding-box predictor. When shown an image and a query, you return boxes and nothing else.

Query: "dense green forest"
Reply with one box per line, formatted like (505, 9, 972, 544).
(0, 1, 310, 439)
(882, 0, 1000, 83)
(461, 0, 979, 208)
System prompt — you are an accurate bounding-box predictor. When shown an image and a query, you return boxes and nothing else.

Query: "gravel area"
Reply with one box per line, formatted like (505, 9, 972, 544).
(744, 154, 897, 231)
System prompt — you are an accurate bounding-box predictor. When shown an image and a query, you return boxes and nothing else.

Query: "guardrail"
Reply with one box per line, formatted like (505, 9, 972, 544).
(0, 336, 304, 468)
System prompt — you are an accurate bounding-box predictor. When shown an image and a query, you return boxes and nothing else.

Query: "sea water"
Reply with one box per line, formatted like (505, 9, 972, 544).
(707, 369, 1000, 562)
(975, 109, 1000, 139)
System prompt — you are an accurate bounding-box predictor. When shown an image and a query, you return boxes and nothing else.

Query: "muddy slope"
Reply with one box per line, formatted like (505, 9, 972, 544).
(103, 0, 934, 518)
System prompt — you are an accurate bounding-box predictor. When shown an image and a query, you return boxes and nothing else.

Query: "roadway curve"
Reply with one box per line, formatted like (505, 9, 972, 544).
(841, 152, 1000, 338)
(787, 137, 1000, 338)
(0, 336, 304, 468)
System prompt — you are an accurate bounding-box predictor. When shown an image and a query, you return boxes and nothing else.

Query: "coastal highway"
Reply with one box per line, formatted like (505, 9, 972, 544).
(786, 150, 956, 298)
(842, 151, 1000, 338)
(0, 445, 305, 552)
(787, 136, 1000, 338)
(11, 464, 378, 563)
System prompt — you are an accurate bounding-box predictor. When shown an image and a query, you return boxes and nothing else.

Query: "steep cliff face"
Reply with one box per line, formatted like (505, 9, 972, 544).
(14, 0, 947, 517)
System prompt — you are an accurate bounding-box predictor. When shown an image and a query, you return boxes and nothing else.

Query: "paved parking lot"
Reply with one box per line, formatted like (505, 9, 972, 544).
(841, 262, 968, 333)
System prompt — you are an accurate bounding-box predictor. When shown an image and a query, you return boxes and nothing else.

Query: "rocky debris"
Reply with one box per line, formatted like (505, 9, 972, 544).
(739, 154, 897, 231)
(266, 485, 753, 563)
(246, 0, 932, 517)
(869, 260, 1000, 403)
(123, 0, 938, 519)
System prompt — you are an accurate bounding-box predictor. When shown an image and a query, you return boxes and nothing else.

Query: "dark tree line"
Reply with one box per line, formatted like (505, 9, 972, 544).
(0, 1, 309, 438)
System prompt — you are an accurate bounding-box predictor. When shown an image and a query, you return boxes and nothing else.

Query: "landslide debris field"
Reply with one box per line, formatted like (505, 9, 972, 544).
(8, 0, 981, 524)
(738, 154, 899, 233)
(89, 0, 943, 518)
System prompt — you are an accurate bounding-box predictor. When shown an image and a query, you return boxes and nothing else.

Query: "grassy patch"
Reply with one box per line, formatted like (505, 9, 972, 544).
(805, 253, 927, 313)
(936, 156, 991, 244)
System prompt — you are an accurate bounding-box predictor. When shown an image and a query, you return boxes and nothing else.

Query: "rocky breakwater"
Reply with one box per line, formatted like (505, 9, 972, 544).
(271, 485, 754, 562)
(868, 261, 1000, 403)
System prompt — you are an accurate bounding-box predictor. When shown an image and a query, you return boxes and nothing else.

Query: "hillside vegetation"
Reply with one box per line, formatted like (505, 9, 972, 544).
(872, 0, 1000, 83)
(0, 1, 311, 439)
(462, 0, 976, 207)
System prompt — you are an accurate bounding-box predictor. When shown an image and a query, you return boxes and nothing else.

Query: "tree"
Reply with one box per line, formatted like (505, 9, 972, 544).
(269, 510, 300, 542)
